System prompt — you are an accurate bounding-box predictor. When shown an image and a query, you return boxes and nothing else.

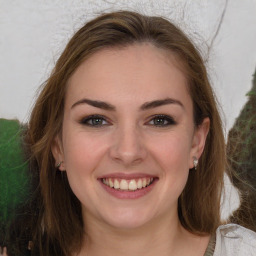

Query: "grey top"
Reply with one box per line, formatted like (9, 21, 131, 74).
(204, 224, 256, 256)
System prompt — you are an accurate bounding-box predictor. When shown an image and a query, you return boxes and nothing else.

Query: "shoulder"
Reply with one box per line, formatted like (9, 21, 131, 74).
(213, 223, 256, 256)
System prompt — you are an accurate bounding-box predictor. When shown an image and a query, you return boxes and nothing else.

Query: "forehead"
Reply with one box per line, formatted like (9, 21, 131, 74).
(66, 43, 191, 108)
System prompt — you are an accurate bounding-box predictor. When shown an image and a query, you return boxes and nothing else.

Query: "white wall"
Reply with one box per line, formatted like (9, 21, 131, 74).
(1, 0, 256, 219)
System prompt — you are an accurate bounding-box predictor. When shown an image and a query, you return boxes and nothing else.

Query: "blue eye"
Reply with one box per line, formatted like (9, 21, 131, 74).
(80, 115, 109, 127)
(147, 115, 176, 127)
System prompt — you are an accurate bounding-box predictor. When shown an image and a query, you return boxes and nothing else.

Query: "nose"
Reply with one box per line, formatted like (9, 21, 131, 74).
(109, 124, 147, 167)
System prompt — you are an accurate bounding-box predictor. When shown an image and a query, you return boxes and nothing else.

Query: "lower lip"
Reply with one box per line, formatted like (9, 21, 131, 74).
(99, 179, 158, 199)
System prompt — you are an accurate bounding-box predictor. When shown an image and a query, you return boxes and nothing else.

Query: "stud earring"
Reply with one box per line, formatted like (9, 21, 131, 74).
(56, 161, 63, 168)
(193, 157, 198, 170)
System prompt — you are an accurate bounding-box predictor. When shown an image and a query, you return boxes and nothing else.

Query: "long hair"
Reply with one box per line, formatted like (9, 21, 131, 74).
(12, 11, 225, 255)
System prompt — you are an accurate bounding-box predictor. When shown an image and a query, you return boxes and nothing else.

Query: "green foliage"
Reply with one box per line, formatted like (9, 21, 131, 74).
(227, 69, 256, 231)
(0, 119, 30, 236)
(228, 70, 256, 181)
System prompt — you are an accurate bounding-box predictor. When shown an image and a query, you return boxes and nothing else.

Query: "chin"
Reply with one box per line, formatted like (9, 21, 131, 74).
(100, 207, 154, 230)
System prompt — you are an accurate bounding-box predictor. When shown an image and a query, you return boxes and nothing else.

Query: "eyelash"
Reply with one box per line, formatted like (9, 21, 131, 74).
(80, 115, 110, 127)
(147, 114, 176, 127)
(79, 114, 176, 127)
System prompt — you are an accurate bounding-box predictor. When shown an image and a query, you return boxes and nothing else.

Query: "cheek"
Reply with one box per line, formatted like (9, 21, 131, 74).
(146, 133, 192, 210)
(148, 132, 192, 194)
(61, 130, 110, 204)
(148, 132, 192, 170)
(63, 131, 109, 171)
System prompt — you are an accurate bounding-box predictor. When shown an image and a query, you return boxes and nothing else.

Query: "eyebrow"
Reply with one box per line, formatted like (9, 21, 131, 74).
(71, 98, 116, 111)
(140, 98, 184, 110)
(71, 97, 184, 111)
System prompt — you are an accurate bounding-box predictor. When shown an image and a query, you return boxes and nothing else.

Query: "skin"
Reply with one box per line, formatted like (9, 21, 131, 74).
(0, 247, 8, 256)
(52, 43, 210, 256)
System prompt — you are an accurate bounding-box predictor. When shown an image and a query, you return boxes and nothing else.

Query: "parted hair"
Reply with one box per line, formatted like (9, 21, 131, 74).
(15, 10, 225, 256)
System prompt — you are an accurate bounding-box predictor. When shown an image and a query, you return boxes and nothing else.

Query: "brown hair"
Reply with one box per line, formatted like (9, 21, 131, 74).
(24, 10, 225, 255)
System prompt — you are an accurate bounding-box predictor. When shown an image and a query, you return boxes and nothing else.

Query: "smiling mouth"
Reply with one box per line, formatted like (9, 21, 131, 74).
(101, 177, 156, 191)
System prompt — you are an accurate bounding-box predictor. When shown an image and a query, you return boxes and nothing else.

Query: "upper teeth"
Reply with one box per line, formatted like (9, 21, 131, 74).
(102, 178, 153, 191)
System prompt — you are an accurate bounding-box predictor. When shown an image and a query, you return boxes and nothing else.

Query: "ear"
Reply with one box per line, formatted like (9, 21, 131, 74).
(51, 135, 65, 171)
(189, 117, 210, 169)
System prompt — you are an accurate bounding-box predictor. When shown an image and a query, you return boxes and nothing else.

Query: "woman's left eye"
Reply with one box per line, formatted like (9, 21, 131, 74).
(147, 115, 176, 127)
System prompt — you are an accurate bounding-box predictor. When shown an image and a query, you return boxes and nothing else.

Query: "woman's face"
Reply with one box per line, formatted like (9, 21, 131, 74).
(52, 43, 209, 229)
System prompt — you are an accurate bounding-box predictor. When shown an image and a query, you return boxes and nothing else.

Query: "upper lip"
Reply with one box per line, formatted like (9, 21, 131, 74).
(98, 173, 157, 179)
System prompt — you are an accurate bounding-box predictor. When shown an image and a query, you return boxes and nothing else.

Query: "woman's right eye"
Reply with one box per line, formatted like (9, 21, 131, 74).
(80, 115, 109, 127)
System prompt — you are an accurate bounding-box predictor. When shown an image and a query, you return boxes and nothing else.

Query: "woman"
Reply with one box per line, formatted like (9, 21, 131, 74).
(5, 10, 256, 256)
